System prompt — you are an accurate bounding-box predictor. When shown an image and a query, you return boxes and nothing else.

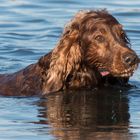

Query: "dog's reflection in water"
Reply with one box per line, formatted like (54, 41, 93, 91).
(36, 88, 132, 140)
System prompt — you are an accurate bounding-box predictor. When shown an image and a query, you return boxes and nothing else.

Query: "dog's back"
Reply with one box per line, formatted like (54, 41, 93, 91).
(0, 64, 42, 96)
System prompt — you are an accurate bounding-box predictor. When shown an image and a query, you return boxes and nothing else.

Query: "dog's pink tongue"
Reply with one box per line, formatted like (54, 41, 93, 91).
(100, 71, 110, 76)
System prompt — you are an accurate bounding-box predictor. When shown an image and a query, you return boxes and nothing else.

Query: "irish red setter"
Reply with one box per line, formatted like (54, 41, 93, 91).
(0, 10, 139, 96)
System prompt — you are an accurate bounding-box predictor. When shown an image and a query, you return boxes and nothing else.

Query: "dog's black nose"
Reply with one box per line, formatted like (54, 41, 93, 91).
(123, 53, 137, 66)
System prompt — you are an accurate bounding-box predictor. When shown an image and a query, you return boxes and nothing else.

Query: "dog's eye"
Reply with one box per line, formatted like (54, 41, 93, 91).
(95, 35, 105, 43)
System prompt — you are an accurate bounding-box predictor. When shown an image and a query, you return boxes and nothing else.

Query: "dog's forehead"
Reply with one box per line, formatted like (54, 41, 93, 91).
(99, 22, 123, 30)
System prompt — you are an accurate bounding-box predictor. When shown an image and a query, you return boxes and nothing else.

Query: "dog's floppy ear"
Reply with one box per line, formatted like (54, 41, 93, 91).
(42, 28, 82, 94)
(41, 11, 91, 94)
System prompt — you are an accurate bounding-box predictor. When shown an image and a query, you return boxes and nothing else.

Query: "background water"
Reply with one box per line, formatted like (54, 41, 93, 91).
(0, 0, 140, 140)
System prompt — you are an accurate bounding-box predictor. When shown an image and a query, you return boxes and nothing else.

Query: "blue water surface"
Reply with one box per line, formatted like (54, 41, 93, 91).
(0, 0, 140, 140)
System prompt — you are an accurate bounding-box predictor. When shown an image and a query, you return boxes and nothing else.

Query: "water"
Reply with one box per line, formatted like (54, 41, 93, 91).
(0, 0, 140, 139)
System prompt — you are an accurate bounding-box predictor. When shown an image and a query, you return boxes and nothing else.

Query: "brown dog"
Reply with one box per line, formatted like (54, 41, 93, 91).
(0, 10, 139, 96)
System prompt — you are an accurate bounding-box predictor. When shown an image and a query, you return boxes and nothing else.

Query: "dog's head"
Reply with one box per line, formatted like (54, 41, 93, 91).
(42, 10, 139, 94)
(69, 10, 138, 77)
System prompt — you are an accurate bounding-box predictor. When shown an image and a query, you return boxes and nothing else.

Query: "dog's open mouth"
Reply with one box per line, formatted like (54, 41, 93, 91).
(99, 69, 110, 77)
(99, 64, 138, 77)
(100, 71, 110, 76)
